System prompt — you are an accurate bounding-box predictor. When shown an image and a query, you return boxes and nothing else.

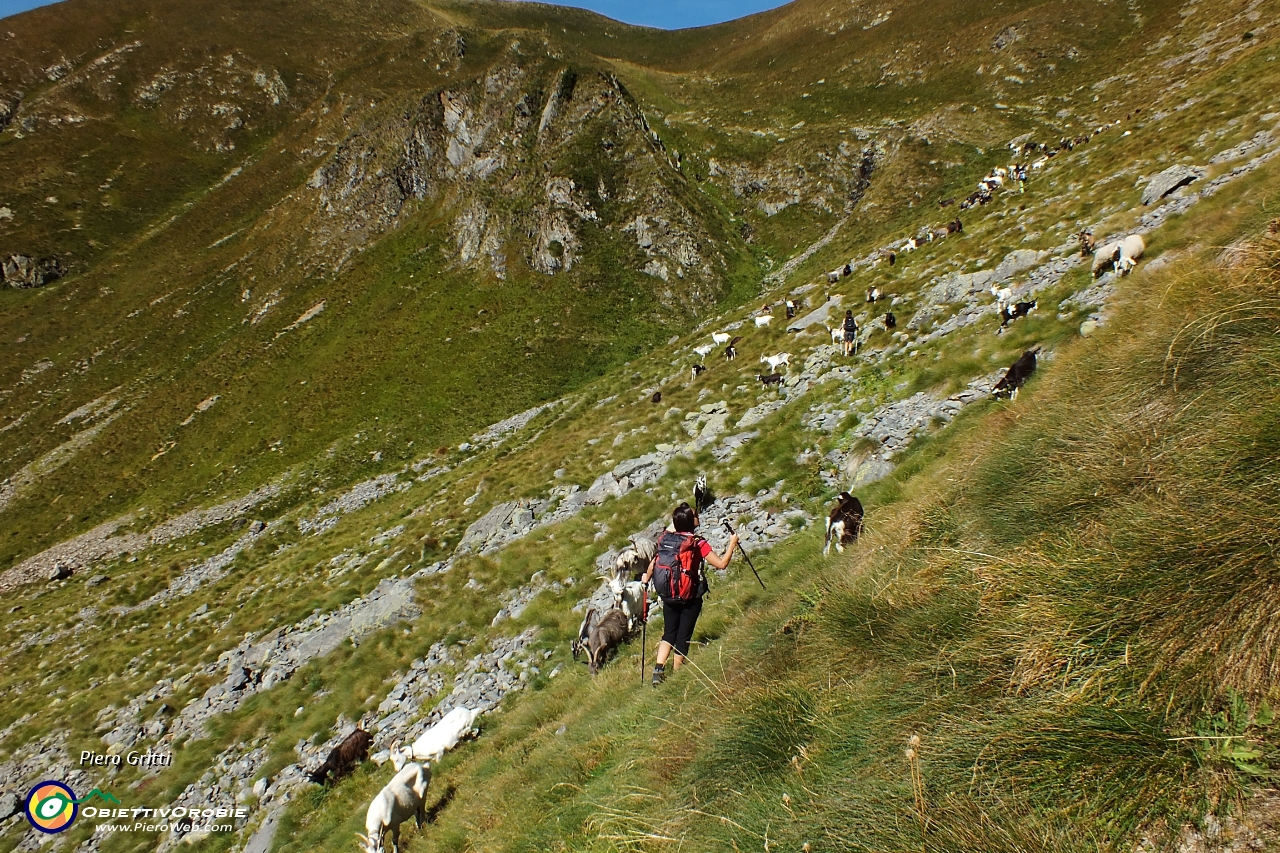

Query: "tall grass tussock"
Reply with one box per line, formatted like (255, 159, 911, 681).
(573, 236, 1280, 853)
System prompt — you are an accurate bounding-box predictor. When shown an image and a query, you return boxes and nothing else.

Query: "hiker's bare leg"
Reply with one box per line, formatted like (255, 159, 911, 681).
(672, 653, 686, 671)
(655, 640, 673, 666)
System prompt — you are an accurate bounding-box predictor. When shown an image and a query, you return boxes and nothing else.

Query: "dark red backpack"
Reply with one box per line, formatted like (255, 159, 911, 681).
(653, 532, 702, 602)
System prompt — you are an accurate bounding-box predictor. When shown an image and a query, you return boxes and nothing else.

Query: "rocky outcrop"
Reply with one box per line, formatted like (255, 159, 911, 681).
(818, 372, 1005, 491)
(2, 253, 66, 288)
(0, 91, 19, 130)
(1142, 164, 1204, 205)
(303, 54, 730, 299)
(457, 498, 553, 554)
(711, 142, 876, 219)
(0, 480, 283, 593)
(165, 574, 421, 743)
(297, 472, 409, 535)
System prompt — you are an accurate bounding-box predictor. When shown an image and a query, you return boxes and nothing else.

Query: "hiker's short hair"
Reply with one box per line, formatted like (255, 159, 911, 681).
(845, 310, 853, 318)
(672, 502, 697, 533)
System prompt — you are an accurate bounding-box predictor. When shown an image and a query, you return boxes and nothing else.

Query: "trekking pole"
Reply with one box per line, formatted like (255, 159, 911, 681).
(722, 521, 766, 590)
(640, 582, 648, 686)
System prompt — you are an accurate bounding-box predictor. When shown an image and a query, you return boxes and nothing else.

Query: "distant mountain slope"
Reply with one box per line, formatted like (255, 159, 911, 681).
(0, 0, 1279, 852)
(0, 0, 1271, 597)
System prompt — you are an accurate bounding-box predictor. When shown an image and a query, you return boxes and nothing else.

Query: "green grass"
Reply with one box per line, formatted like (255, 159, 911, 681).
(349, 233, 1280, 853)
(2, 0, 1280, 851)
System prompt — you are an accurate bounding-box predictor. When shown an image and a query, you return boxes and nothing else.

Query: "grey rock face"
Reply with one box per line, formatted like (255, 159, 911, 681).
(818, 373, 1002, 491)
(2, 253, 66, 288)
(925, 269, 993, 306)
(167, 575, 421, 743)
(0, 790, 19, 822)
(1142, 165, 1204, 205)
(786, 296, 839, 332)
(850, 458, 895, 487)
(467, 401, 557, 449)
(122, 521, 273, 612)
(298, 473, 409, 535)
(1209, 130, 1273, 164)
(242, 808, 282, 853)
(992, 248, 1046, 282)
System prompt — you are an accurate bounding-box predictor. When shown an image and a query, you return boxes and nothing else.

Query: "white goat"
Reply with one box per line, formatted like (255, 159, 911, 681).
(712, 332, 731, 345)
(754, 314, 774, 328)
(357, 762, 430, 853)
(990, 285, 1013, 307)
(760, 352, 791, 373)
(1092, 235, 1144, 277)
(610, 577, 649, 633)
(1117, 234, 1145, 275)
(1092, 240, 1123, 276)
(392, 707, 480, 767)
(901, 237, 918, 252)
(693, 343, 714, 361)
(828, 326, 843, 345)
(610, 538, 655, 632)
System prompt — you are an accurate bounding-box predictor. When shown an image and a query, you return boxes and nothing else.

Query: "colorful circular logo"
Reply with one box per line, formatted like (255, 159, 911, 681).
(25, 780, 78, 834)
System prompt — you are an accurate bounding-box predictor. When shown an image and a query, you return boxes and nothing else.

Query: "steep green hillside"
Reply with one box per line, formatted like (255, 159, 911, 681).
(1, 0, 1279, 851)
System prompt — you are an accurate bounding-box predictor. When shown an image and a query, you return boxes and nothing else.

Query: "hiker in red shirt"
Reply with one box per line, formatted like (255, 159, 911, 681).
(641, 502, 738, 685)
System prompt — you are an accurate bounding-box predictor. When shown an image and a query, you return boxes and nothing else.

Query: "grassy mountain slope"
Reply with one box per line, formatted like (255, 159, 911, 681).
(268, 159, 1280, 853)
(1, 0, 1279, 851)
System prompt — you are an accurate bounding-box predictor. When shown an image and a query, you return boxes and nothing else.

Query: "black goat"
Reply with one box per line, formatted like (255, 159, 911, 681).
(824, 492, 864, 555)
(309, 729, 373, 785)
(757, 372, 784, 388)
(884, 312, 897, 329)
(999, 300, 1037, 328)
(992, 348, 1041, 401)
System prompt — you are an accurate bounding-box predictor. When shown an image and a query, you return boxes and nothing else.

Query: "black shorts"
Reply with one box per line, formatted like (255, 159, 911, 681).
(661, 597, 704, 657)
(844, 329, 857, 342)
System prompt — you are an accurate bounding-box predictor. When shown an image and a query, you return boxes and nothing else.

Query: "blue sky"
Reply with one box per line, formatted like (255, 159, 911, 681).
(0, 0, 791, 28)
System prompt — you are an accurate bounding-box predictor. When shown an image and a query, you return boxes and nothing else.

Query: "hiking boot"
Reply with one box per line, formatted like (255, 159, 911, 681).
(651, 664, 666, 687)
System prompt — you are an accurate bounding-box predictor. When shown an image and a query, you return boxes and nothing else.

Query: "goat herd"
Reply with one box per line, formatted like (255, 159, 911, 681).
(315, 476, 874, 851)
(312, 122, 1151, 852)
(305, 706, 483, 852)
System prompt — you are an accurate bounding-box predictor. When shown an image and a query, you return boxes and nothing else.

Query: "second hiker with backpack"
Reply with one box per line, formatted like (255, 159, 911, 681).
(641, 502, 738, 686)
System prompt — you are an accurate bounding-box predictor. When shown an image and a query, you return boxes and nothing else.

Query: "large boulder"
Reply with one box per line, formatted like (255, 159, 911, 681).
(851, 458, 895, 487)
(2, 254, 66, 288)
(583, 472, 624, 505)
(991, 248, 1045, 283)
(0, 790, 19, 822)
(1142, 165, 1204, 205)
